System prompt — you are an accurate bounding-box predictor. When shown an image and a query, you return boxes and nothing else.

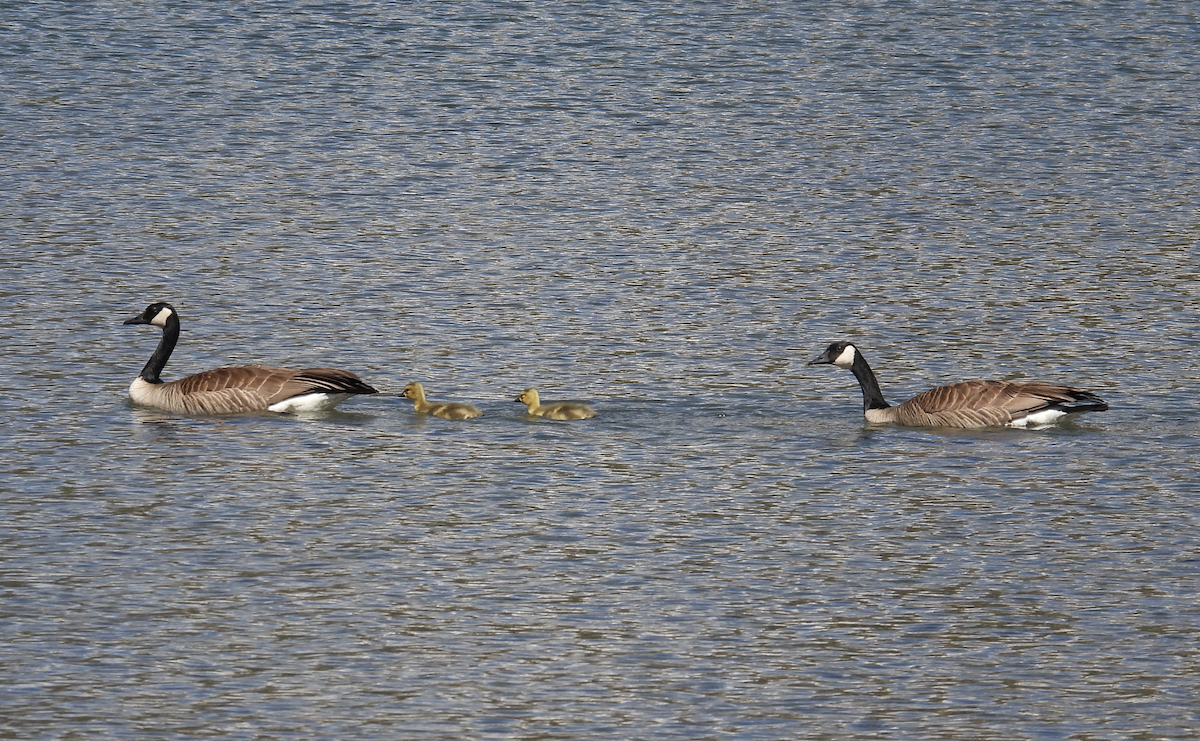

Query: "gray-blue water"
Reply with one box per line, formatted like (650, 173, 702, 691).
(3, 2, 1199, 739)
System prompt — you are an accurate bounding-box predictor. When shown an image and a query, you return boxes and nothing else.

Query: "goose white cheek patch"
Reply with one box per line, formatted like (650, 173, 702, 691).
(833, 345, 857, 368)
(150, 307, 175, 327)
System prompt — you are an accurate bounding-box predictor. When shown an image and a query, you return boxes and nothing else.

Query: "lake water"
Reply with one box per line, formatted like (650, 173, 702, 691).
(3, 1, 1199, 739)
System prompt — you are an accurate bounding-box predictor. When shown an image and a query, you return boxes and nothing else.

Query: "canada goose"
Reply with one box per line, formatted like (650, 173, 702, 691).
(807, 341, 1109, 428)
(514, 388, 596, 420)
(122, 301, 378, 415)
(401, 382, 482, 420)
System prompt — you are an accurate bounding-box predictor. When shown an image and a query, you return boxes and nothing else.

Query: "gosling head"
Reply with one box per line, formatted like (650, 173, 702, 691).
(515, 388, 540, 406)
(124, 301, 177, 328)
(401, 382, 425, 400)
(808, 341, 858, 369)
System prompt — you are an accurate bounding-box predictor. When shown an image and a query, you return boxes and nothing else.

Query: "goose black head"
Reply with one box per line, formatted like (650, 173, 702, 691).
(808, 341, 859, 369)
(124, 302, 177, 328)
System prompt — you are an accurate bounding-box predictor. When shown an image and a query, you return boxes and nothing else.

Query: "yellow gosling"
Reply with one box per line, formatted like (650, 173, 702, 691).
(514, 388, 596, 420)
(401, 382, 482, 420)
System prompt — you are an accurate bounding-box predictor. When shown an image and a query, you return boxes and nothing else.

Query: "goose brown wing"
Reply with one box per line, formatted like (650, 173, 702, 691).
(163, 365, 303, 413)
(281, 368, 379, 400)
(164, 365, 376, 414)
(897, 380, 1091, 427)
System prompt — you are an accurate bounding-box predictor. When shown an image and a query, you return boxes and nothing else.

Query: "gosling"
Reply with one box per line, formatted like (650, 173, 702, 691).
(514, 388, 596, 420)
(401, 382, 482, 420)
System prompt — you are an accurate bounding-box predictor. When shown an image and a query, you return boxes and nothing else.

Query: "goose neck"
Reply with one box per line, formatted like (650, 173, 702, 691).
(850, 353, 890, 412)
(139, 315, 179, 384)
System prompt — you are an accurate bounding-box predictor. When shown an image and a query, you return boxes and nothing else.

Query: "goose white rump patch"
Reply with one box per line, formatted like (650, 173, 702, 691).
(1009, 408, 1068, 428)
(269, 393, 353, 413)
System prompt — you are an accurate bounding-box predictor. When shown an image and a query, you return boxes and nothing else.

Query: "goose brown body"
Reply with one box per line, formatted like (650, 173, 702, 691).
(401, 382, 481, 420)
(808, 341, 1108, 429)
(870, 379, 1106, 428)
(123, 302, 377, 416)
(514, 388, 596, 420)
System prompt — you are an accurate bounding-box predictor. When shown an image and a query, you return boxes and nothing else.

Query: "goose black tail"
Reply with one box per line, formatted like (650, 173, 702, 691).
(1063, 390, 1108, 413)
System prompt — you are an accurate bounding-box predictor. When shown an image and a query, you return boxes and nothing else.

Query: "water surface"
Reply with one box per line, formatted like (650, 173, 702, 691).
(2, 2, 1199, 739)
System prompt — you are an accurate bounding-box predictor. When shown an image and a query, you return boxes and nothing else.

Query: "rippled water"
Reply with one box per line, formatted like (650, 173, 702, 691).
(3, 1, 1200, 739)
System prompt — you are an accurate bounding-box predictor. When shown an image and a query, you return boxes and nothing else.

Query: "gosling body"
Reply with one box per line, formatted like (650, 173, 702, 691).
(401, 382, 482, 420)
(123, 302, 377, 416)
(807, 341, 1108, 429)
(515, 388, 596, 420)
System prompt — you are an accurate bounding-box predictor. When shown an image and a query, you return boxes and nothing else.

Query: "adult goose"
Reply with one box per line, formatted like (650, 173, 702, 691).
(807, 341, 1108, 428)
(123, 301, 378, 415)
(401, 382, 482, 420)
(514, 388, 596, 420)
